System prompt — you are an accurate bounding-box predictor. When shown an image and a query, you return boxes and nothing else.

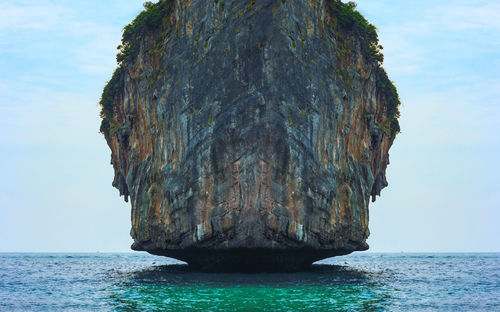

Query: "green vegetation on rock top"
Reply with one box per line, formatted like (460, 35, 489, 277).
(329, 0, 400, 139)
(329, 1, 383, 63)
(117, 0, 170, 65)
(99, 67, 123, 139)
(99, 0, 400, 140)
(99, 1, 171, 139)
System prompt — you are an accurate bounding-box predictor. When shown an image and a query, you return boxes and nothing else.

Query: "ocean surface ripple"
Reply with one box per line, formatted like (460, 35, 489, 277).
(0, 253, 498, 311)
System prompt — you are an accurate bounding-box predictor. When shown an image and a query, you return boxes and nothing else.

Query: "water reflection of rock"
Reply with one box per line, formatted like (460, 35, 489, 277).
(108, 264, 392, 311)
(117, 264, 384, 286)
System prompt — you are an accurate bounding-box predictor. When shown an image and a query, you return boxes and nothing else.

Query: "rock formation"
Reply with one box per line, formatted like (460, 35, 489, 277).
(99, 0, 400, 271)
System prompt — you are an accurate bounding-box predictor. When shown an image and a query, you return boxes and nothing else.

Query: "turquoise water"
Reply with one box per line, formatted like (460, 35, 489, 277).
(0, 253, 498, 311)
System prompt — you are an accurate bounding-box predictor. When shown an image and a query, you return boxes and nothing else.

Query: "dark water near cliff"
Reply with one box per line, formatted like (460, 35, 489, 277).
(0, 253, 498, 311)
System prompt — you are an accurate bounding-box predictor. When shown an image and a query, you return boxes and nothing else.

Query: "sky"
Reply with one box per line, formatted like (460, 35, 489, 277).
(0, 0, 499, 253)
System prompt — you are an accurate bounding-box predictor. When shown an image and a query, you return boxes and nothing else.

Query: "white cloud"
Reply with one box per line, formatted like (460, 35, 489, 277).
(371, 0, 500, 79)
(0, 0, 123, 77)
(0, 88, 101, 146)
(0, 1, 74, 31)
(426, 1, 500, 32)
(0, 1, 124, 144)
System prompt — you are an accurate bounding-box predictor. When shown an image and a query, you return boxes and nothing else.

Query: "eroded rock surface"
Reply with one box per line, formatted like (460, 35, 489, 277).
(99, 0, 400, 271)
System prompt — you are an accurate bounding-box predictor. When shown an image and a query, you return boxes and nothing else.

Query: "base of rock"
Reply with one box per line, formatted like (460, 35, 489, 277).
(132, 245, 368, 272)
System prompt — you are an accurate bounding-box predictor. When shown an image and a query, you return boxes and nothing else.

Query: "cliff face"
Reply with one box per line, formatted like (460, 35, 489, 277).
(100, 0, 400, 271)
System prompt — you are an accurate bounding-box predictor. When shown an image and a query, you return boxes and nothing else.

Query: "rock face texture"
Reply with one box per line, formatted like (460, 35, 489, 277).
(99, 0, 400, 271)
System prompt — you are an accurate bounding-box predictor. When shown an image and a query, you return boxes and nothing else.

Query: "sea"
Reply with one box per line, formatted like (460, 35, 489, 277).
(0, 253, 498, 311)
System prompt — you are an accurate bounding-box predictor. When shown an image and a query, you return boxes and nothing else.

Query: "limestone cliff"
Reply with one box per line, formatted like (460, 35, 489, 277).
(99, 0, 400, 271)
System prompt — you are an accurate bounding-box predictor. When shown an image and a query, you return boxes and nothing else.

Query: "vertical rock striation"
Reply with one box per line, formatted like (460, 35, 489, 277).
(99, 0, 400, 271)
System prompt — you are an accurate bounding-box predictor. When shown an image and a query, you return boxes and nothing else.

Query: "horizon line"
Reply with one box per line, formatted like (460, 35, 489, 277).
(1, 251, 499, 254)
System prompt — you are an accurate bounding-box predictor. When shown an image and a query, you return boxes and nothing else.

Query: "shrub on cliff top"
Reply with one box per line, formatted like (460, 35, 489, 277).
(99, 67, 123, 139)
(329, 0, 383, 64)
(329, 0, 400, 139)
(117, 1, 171, 65)
(100, 1, 171, 139)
